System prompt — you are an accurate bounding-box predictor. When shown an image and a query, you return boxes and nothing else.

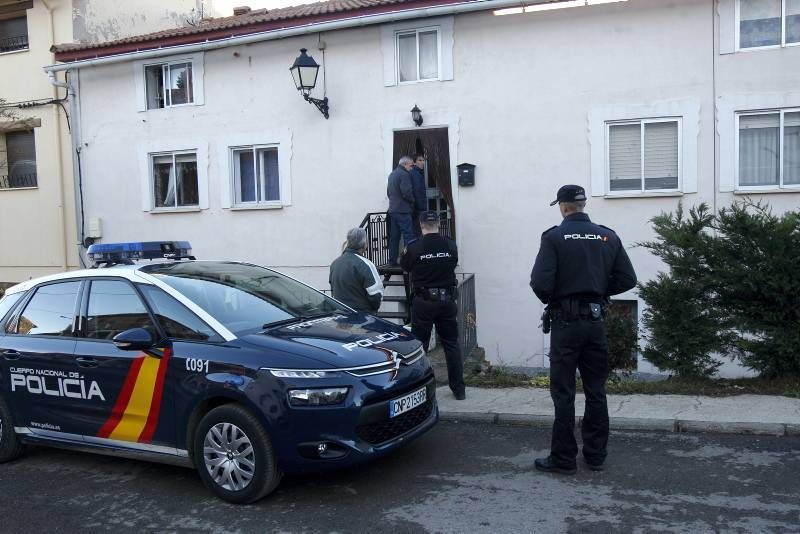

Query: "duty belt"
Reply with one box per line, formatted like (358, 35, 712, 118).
(415, 287, 455, 301)
(549, 298, 605, 320)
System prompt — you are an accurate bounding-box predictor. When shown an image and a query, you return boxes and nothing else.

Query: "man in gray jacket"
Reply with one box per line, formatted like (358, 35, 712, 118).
(329, 228, 384, 313)
(387, 156, 417, 266)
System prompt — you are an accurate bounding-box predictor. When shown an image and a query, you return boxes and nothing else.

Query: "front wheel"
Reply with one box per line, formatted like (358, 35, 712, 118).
(0, 396, 24, 463)
(193, 404, 282, 504)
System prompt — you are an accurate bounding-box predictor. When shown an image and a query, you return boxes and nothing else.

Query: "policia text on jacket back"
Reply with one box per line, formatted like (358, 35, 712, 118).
(530, 185, 636, 474)
(401, 211, 466, 400)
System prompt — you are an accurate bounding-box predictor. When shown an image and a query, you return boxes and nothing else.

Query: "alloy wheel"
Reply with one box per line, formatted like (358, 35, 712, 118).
(203, 422, 256, 491)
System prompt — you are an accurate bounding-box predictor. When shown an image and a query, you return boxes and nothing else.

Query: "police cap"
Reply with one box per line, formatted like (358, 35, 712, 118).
(419, 210, 439, 223)
(549, 184, 587, 206)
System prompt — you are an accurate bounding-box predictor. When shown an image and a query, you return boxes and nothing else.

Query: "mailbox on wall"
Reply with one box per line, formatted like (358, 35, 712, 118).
(457, 163, 475, 187)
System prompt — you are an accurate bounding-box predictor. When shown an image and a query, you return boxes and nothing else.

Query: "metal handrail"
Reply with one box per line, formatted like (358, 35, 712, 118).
(0, 35, 29, 53)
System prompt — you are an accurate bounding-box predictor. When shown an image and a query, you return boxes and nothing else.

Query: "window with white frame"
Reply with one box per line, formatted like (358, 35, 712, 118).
(737, 109, 800, 188)
(738, 0, 800, 48)
(396, 27, 439, 83)
(150, 151, 199, 209)
(0, 129, 37, 189)
(231, 145, 280, 205)
(607, 119, 681, 193)
(144, 61, 194, 109)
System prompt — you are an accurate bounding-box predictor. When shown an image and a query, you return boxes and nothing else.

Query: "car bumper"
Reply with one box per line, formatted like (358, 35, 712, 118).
(264, 369, 439, 475)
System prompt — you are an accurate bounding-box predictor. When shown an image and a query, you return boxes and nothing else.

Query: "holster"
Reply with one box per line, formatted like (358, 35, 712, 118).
(541, 309, 551, 334)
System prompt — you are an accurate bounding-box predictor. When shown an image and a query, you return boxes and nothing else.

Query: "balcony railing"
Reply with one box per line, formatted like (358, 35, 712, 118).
(0, 35, 29, 53)
(359, 211, 453, 268)
(0, 173, 38, 189)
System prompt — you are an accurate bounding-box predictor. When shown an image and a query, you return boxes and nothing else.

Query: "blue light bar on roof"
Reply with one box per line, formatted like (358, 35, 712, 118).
(87, 241, 192, 265)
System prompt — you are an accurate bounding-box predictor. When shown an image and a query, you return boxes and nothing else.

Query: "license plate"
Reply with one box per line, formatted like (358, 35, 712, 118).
(390, 386, 427, 418)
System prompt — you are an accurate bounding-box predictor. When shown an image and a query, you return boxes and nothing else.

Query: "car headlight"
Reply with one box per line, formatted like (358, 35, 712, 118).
(267, 369, 341, 379)
(288, 387, 349, 406)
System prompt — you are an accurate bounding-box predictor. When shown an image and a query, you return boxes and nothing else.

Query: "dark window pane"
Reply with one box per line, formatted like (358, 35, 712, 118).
(145, 65, 165, 109)
(4, 130, 37, 188)
(17, 282, 81, 336)
(85, 280, 155, 340)
(236, 150, 257, 203)
(175, 154, 198, 206)
(152, 155, 174, 207)
(140, 285, 221, 342)
(259, 148, 280, 201)
(0, 16, 29, 53)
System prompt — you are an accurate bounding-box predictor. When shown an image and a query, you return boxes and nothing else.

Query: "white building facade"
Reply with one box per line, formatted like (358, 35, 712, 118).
(50, 0, 800, 374)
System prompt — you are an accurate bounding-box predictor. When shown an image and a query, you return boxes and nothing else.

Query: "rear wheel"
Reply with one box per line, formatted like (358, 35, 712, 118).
(0, 396, 24, 463)
(193, 404, 282, 504)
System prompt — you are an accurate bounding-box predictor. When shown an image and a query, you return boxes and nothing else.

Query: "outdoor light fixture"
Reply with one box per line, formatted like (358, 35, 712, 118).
(290, 48, 329, 119)
(411, 104, 423, 126)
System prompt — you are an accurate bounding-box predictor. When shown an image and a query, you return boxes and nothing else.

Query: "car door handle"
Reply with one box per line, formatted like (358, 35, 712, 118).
(2, 350, 20, 360)
(76, 357, 99, 368)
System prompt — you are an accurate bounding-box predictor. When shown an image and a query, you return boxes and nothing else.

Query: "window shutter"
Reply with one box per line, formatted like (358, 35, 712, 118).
(644, 121, 679, 190)
(608, 123, 642, 192)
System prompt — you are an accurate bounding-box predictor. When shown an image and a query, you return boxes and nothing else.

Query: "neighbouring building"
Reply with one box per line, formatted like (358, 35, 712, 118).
(0, 0, 239, 289)
(47, 0, 799, 375)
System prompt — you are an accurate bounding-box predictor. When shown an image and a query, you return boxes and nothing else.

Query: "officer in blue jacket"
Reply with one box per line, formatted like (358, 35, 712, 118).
(530, 185, 636, 474)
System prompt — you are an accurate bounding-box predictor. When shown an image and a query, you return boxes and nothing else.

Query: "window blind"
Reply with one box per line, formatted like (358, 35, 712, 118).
(644, 121, 679, 190)
(609, 123, 641, 191)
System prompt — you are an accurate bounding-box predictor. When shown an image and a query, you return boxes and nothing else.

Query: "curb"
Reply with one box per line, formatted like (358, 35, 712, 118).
(440, 411, 794, 436)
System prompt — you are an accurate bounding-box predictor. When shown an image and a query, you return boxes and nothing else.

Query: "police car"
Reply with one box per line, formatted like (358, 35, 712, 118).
(0, 242, 437, 503)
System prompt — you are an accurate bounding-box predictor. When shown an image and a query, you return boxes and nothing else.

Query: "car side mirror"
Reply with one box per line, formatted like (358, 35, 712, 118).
(112, 328, 155, 351)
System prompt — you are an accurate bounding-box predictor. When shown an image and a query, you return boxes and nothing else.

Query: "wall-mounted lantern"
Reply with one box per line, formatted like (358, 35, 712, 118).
(290, 48, 329, 119)
(411, 104, 423, 127)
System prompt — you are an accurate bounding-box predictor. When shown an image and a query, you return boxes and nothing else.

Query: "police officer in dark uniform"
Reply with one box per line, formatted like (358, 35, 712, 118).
(401, 211, 465, 400)
(530, 185, 636, 474)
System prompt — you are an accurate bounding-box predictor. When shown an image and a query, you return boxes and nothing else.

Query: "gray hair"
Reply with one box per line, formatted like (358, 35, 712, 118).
(562, 200, 586, 213)
(344, 227, 367, 251)
(398, 155, 414, 166)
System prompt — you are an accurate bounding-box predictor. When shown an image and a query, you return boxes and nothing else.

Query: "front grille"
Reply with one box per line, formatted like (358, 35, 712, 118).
(356, 399, 433, 445)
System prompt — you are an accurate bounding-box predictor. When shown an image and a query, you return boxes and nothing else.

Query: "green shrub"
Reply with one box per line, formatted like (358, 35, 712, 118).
(640, 201, 800, 377)
(710, 202, 800, 376)
(639, 203, 734, 377)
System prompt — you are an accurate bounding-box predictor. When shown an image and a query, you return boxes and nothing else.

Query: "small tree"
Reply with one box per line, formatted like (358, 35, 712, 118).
(638, 203, 733, 377)
(710, 201, 800, 376)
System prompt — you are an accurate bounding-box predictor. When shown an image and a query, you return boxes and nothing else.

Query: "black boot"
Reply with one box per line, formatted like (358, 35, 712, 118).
(534, 456, 577, 475)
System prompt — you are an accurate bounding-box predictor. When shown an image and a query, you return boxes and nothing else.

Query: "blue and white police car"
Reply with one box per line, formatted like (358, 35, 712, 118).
(0, 242, 437, 503)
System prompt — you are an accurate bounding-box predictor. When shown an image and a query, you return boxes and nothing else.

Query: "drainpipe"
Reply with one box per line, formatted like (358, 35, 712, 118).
(41, 0, 70, 272)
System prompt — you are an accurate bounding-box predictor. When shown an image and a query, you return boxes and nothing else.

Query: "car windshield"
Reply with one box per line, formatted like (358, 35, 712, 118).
(140, 262, 349, 335)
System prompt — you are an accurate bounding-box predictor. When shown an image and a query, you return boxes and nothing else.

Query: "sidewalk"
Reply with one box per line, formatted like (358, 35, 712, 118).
(436, 386, 800, 436)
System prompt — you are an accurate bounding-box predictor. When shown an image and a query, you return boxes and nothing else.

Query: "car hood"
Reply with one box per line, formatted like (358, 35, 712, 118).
(242, 313, 422, 369)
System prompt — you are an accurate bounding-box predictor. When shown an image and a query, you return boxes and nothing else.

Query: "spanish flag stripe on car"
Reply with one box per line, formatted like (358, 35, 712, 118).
(139, 348, 172, 443)
(97, 349, 171, 443)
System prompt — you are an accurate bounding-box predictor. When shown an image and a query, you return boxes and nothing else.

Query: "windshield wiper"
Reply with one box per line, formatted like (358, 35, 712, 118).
(262, 313, 335, 330)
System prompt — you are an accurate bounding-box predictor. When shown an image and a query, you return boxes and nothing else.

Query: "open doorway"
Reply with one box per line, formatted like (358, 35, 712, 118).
(393, 128, 455, 239)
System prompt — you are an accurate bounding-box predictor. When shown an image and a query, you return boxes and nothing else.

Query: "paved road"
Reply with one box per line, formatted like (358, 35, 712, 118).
(2, 422, 799, 533)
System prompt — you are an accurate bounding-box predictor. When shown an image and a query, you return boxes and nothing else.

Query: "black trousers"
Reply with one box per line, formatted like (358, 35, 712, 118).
(548, 316, 609, 468)
(411, 296, 465, 395)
